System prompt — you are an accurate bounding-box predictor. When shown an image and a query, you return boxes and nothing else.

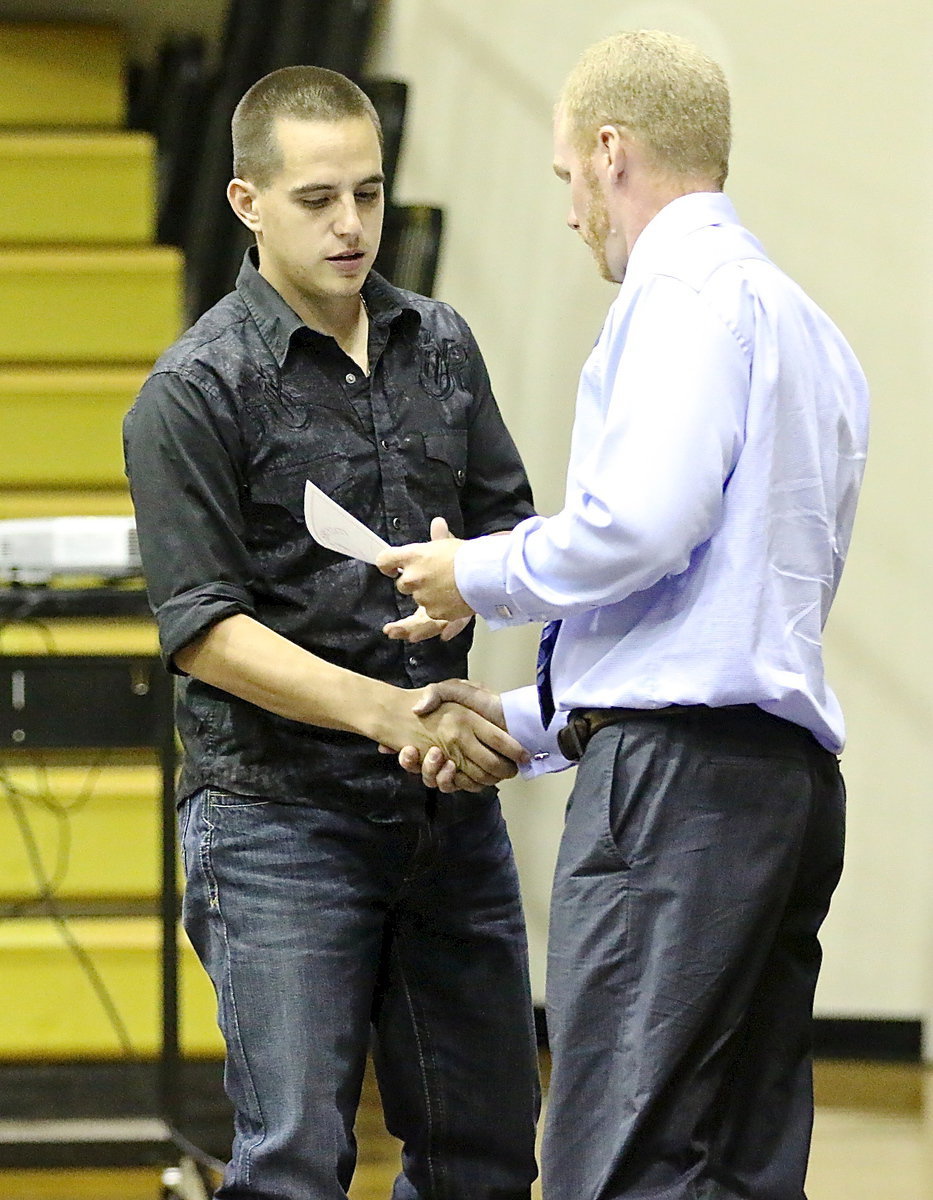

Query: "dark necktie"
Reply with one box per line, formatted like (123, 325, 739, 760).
(536, 619, 561, 728)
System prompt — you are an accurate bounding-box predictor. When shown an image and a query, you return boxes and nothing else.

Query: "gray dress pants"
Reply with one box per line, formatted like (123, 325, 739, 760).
(541, 705, 845, 1200)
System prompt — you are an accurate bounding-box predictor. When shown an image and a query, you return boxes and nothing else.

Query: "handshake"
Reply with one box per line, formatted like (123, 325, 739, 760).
(379, 677, 530, 795)
(376, 521, 529, 794)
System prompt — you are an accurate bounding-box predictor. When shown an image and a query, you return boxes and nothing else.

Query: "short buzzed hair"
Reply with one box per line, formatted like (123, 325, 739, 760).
(232, 65, 383, 188)
(560, 30, 731, 188)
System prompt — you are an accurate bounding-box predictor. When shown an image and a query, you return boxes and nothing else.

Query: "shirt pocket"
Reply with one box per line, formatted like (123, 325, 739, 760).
(246, 457, 359, 572)
(423, 432, 468, 488)
(408, 431, 469, 536)
(251, 454, 357, 511)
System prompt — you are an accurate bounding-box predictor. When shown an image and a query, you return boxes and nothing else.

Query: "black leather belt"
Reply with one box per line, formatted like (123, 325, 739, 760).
(557, 704, 751, 761)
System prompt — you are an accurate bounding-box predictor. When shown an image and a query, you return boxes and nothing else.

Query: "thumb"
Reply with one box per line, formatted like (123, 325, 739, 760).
(411, 678, 476, 716)
(430, 516, 450, 541)
(376, 546, 405, 577)
(411, 683, 443, 716)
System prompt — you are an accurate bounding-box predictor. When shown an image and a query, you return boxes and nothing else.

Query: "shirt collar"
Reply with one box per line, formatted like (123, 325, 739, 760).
(235, 246, 421, 366)
(624, 191, 741, 283)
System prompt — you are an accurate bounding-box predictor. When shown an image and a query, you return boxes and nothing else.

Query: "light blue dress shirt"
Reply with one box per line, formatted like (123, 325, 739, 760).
(456, 193, 869, 774)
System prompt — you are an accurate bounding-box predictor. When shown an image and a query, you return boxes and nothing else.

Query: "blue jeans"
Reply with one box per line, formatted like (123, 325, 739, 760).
(180, 788, 540, 1200)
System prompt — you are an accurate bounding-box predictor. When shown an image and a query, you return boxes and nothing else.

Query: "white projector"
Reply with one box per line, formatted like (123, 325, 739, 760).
(0, 516, 142, 584)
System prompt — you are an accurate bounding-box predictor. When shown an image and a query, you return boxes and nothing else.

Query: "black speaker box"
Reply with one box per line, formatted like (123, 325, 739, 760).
(0, 656, 168, 750)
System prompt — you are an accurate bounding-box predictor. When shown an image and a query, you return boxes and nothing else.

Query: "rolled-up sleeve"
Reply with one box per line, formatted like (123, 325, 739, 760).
(123, 371, 255, 670)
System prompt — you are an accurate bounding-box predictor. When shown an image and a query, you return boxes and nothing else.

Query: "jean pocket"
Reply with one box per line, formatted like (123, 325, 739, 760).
(204, 788, 270, 810)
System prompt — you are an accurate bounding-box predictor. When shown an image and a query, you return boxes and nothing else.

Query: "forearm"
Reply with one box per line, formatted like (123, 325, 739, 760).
(174, 613, 400, 746)
(173, 614, 527, 782)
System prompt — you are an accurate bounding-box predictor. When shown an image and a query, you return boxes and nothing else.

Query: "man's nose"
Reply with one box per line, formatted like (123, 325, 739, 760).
(335, 195, 363, 236)
(566, 204, 580, 232)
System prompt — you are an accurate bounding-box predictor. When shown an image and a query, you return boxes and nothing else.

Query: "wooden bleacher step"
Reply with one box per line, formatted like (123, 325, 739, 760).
(0, 490, 134, 520)
(0, 133, 156, 245)
(0, 367, 148, 487)
(0, 918, 222, 1057)
(0, 248, 183, 364)
(0, 620, 158, 659)
(0, 23, 125, 128)
(0, 765, 163, 901)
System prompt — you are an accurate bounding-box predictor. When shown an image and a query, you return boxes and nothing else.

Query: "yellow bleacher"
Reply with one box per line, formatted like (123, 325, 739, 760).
(0, 248, 182, 363)
(0, 20, 222, 1060)
(0, 920, 221, 1057)
(0, 23, 125, 127)
(0, 368, 147, 490)
(0, 131, 156, 244)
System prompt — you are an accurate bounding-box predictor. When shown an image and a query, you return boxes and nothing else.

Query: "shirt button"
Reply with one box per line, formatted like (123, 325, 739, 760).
(408, 656, 418, 667)
(345, 373, 356, 383)
(381, 439, 390, 449)
(455, 469, 466, 485)
(392, 517, 402, 530)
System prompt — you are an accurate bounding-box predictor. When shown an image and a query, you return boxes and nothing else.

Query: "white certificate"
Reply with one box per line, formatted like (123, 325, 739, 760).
(303, 480, 390, 565)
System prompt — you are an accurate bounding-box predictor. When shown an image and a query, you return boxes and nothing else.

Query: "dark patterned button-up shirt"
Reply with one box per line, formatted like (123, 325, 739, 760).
(124, 252, 534, 820)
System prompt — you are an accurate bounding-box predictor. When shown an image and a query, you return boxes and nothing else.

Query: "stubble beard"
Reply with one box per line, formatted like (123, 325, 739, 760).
(581, 168, 614, 283)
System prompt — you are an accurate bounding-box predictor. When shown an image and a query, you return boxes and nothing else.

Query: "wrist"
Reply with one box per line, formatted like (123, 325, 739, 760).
(351, 679, 409, 749)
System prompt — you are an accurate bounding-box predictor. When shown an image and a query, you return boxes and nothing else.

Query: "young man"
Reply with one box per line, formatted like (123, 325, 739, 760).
(124, 66, 539, 1200)
(380, 30, 870, 1200)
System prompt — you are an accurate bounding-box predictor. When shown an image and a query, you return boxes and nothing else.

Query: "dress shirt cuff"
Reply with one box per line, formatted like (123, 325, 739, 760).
(502, 686, 574, 777)
(455, 519, 552, 625)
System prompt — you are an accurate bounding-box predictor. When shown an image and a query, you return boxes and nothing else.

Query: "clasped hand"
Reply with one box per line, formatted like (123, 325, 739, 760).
(378, 518, 524, 791)
(385, 680, 527, 794)
(376, 517, 473, 623)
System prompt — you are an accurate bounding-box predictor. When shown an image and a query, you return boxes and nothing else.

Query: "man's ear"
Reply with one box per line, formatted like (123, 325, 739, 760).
(596, 124, 627, 183)
(227, 178, 262, 233)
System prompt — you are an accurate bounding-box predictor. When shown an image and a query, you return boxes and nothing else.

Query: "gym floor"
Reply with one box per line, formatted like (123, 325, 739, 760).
(0, 1057, 928, 1200)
